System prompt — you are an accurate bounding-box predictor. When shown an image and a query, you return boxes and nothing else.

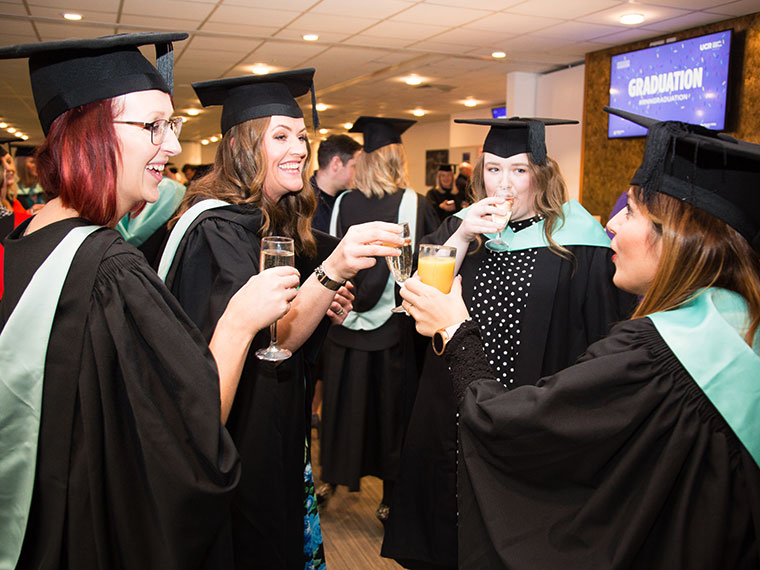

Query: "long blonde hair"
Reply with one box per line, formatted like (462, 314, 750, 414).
(632, 188, 760, 345)
(353, 143, 409, 198)
(468, 153, 572, 259)
(177, 116, 317, 257)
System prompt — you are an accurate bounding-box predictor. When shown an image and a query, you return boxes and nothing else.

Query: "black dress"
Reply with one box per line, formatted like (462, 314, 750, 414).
(382, 214, 637, 569)
(162, 204, 337, 570)
(425, 187, 466, 224)
(319, 190, 439, 490)
(447, 317, 760, 570)
(2, 218, 239, 570)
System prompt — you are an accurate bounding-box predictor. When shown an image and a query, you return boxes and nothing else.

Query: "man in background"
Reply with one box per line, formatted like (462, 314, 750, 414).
(456, 160, 472, 195)
(310, 134, 362, 233)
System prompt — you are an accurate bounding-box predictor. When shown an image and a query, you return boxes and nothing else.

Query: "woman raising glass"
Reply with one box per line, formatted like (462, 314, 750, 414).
(400, 108, 760, 569)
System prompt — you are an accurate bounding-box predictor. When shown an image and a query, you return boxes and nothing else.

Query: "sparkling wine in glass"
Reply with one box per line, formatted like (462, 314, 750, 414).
(485, 187, 514, 250)
(385, 222, 412, 314)
(256, 236, 295, 361)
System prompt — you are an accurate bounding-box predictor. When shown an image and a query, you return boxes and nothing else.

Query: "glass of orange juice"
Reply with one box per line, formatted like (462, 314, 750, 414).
(417, 244, 457, 293)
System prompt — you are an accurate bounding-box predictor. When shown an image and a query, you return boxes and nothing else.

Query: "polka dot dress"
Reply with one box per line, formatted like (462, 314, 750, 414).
(471, 215, 543, 388)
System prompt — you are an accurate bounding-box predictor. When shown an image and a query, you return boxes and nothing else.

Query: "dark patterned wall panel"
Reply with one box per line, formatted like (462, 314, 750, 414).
(581, 12, 760, 224)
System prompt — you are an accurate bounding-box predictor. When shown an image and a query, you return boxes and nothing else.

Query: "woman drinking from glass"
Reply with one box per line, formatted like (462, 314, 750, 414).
(400, 108, 760, 569)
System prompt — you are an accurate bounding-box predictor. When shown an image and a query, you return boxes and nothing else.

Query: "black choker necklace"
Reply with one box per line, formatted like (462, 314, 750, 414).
(509, 214, 543, 232)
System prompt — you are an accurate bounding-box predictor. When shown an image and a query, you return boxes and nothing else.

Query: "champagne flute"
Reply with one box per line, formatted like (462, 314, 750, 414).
(385, 222, 412, 314)
(418, 244, 457, 294)
(485, 187, 514, 250)
(256, 236, 295, 362)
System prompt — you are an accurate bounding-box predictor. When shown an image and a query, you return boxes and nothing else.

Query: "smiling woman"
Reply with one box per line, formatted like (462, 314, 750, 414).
(0, 32, 301, 570)
(160, 69, 404, 570)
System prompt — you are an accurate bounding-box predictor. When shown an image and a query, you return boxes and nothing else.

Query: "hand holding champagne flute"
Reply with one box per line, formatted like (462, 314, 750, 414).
(256, 236, 295, 361)
(486, 187, 514, 250)
(386, 222, 412, 314)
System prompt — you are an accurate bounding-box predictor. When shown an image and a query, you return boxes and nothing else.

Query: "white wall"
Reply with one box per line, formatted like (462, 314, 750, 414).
(535, 65, 585, 200)
(402, 119, 451, 194)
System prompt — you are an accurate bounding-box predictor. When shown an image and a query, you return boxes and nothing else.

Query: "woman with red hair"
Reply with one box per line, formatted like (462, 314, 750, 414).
(0, 34, 299, 569)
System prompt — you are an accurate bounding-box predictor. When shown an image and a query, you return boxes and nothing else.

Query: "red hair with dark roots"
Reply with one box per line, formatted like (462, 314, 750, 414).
(36, 98, 121, 226)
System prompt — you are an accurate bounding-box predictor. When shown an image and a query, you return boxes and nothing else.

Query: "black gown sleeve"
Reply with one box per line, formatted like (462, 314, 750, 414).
(46, 248, 238, 570)
(446, 318, 760, 570)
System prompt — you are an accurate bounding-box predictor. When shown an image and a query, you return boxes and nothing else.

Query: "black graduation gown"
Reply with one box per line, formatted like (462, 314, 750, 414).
(162, 204, 337, 570)
(319, 190, 439, 490)
(1, 218, 239, 570)
(447, 318, 760, 570)
(382, 215, 637, 568)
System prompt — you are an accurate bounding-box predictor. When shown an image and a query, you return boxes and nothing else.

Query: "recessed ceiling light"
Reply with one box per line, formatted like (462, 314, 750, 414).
(319, 128, 328, 134)
(21, 135, 29, 140)
(412, 108, 425, 117)
(343, 122, 353, 130)
(7, 127, 16, 133)
(15, 132, 24, 138)
(201, 139, 210, 145)
(0, 123, 7, 128)
(463, 98, 478, 108)
(186, 109, 201, 116)
(315, 103, 328, 112)
(404, 74, 423, 86)
(251, 63, 271, 75)
(210, 136, 219, 143)
(491, 51, 506, 59)
(179, 116, 189, 123)
(620, 13, 645, 25)
(63, 13, 83, 21)
(303, 34, 319, 41)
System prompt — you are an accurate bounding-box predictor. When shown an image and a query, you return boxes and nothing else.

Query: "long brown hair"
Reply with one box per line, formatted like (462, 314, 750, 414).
(353, 143, 408, 198)
(177, 116, 317, 257)
(632, 188, 760, 345)
(468, 152, 572, 259)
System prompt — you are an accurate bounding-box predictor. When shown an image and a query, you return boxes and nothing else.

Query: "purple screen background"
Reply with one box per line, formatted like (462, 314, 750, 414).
(608, 30, 731, 138)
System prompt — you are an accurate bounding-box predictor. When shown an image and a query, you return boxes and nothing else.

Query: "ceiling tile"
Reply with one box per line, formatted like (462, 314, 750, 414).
(642, 11, 733, 31)
(311, 0, 414, 19)
(284, 12, 378, 34)
(207, 5, 301, 27)
(342, 34, 416, 48)
(413, 27, 516, 48)
(359, 20, 449, 41)
(577, 4, 691, 27)
(506, 0, 621, 19)
(27, 0, 120, 9)
(198, 22, 280, 37)
(533, 21, 625, 41)
(390, 3, 491, 26)
(463, 12, 563, 34)
(639, 0, 742, 9)
(423, 0, 524, 10)
(0, 19, 37, 37)
(121, 0, 215, 20)
(704, 0, 760, 17)
(238, 41, 327, 69)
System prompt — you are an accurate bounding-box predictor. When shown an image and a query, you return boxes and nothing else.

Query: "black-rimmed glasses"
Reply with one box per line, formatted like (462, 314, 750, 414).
(113, 117, 183, 144)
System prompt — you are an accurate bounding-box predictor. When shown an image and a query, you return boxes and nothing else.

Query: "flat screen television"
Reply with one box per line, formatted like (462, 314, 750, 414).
(608, 29, 732, 138)
(491, 106, 506, 118)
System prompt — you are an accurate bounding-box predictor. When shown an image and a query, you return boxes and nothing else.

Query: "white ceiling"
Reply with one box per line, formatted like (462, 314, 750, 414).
(0, 0, 756, 144)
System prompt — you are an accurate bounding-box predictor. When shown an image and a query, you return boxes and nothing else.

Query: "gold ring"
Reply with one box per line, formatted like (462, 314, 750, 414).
(336, 307, 344, 316)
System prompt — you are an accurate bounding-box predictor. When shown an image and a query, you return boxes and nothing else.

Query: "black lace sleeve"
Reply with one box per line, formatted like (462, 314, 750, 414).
(443, 319, 497, 403)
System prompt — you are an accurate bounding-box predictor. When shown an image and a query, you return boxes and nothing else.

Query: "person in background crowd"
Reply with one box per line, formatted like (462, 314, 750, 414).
(318, 116, 439, 521)
(455, 160, 472, 194)
(182, 162, 198, 184)
(1, 147, 31, 298)
(160, 70, 403, 570)
(13, 146, 46, 212)
(426, 163, 466, 223)
(116, 167, 186, 266)
(310, 134, 362, 233)
(382, 116, 636, 570)
(398, 107, 760, 570)
(0, 32, 299, 569)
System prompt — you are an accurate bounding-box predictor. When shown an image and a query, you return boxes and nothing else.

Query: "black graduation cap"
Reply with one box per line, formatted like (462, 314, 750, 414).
(438, 163, 456, 172)
(12, 145, 36, 157)
(349, 117, 415, 153)
(605, 106, 760, 252)
(0, 32, 188, 135)
(453, 117, 578, 165)
(192, 68, 318, 136)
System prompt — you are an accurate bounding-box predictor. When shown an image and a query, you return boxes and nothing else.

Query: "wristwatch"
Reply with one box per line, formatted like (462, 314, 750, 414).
(314, 264, 345, 291)
(432, 322, 464, 356)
